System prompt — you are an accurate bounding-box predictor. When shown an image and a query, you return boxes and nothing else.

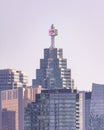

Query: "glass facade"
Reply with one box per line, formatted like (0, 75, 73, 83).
(24, 89, 77, 130)
(25, 25, 78, 130)
(32, 48, 72, 89)
(24, 103, 38, 130)
(89, 83, 104, 130)
(79, 91, 91, 130)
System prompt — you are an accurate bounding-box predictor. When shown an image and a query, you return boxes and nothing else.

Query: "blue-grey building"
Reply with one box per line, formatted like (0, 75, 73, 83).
(24, 102, 38, 130)
(79, 91, 91, 130)
(24, 25, 79, 130)
(89, 83, 104, 130)
(24, 88, 78, 130)
(0, 69, 28, 90)
(32, 25, 73, 89)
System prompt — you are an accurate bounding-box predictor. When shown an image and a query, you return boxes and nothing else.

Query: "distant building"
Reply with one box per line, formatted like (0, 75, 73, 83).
(24, 88, 78, 130)
(28, 25, 79, 130)
(1, 88, 24, 130)
(89, 83, 104, 130)
(24, 102, 37, 130)
(0, 69, 28, 90)
(0, 92, 2, 130)
(32, 25, 73, 89)
(24, 87, 41, 107)
(1, 87, 41, 130)
(79, 91, 91, 130)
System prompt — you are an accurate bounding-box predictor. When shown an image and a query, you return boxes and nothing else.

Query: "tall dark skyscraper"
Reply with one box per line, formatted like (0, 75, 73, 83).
(32, 25, 73, 89)
(24, 89, 78, 130)
(26, 25, 79, 130)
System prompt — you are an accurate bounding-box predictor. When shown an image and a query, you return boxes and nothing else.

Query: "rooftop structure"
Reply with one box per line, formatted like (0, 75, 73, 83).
(32, 25, 74, 89)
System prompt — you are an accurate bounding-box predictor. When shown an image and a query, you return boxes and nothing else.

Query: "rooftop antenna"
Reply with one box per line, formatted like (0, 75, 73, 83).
(49, 24, 58, 48)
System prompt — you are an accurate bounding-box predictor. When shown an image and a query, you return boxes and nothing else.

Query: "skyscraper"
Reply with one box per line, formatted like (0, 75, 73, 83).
(32, 25, 73, 89)
(0, 69, 28, 90)
(24, 87, 41, 107)
(0, 92, 2, 130)
(24, 25, 79, 130)
(89, 83, 104, 130)
(24, 89, 78, 130)
(1, 87, 41, 130)
(79, 91, 91, 130)
(1, 88, 24, 130)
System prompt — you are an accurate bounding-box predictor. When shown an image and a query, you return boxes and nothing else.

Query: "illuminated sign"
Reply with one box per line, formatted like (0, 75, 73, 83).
(49, 29, 58, 36)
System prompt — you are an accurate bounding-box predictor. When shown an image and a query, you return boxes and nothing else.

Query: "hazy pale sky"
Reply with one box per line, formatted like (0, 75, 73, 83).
(0, 0, 104, 90)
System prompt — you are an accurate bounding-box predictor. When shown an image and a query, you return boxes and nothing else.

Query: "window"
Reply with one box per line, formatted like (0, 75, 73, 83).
(8, 91, 12, 100)
(1, 91, 6, 100)
(13, 90, 18, 99)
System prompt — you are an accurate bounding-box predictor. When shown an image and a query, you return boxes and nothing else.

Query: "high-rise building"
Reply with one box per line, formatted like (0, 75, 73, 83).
(0, 92, 2, 130)
(79, 91, 91, 130)
(24, 87, 41, 107)
(24, 102, 37, 130)
(27, 25, 79, 130)
(1, 88, 24, 130)
(89, 83, 104, 130)
(32, 25, 73, 89)
(24, 88, 78, 130)
(1, 87, 41, 130)
(0, 69, 28, 90)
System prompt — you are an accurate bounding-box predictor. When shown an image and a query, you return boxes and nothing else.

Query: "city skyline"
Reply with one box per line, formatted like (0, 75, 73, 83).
(0, 0, 104, 90)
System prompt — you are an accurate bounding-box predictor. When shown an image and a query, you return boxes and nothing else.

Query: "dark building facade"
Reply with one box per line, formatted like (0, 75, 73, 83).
(0, 69, 28, 90)
(24, 25, 79, 130)
(24, 89, 78, 130)
(32, 25, 73, 89)
(79, 91, 91, 130)
(89, 83, 104, 130)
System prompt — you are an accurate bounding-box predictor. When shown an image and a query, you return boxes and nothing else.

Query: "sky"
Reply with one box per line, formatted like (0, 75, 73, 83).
(0, 0, 104, 90)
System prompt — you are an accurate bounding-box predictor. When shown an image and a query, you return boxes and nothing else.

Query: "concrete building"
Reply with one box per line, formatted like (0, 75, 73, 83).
(0, 69, 28, 90)
(89, 83, 104, 130)
(32, 25, 73, 89)
(79, 91, 91, 130)
(1, 88, 24, 130)
(24, 88, 78, 130)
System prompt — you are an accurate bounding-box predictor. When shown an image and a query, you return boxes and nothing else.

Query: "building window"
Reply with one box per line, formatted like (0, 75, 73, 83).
(1, 91, 6, 100)
(8, 91, 12, 100)
(13, 90, 18, 99)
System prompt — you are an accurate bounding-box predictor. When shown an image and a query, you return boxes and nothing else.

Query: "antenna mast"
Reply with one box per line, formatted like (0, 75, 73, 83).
(49, 24, 58, 48)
